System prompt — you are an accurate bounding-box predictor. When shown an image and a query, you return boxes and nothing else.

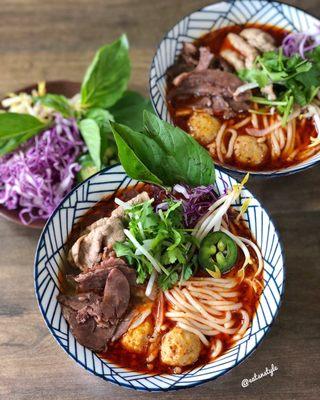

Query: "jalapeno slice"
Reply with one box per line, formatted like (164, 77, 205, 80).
(198, 231, 238, 273)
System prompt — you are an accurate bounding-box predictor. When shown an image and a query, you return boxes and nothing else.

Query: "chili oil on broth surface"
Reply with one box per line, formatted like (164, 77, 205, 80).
(166, 23, 320, 172)
(58, 183, 264, 375)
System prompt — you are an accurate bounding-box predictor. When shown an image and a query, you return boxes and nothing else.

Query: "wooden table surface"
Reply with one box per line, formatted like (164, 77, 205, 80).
(0, 1, 319, 399)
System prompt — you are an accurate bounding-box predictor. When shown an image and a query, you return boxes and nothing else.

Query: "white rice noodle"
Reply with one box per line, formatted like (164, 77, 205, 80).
(177, 321, 210, 346)
(246, 109, 300, 137)
(220, 227, 251, 273)
(230, 116, 251, 130)
(129, 308, 152, 331)
(225, 128, 238, 159)
(270, 132, 281, 159)
(211, 339, 223, 358)
(232, 310, 250, 341)
(239, 236, 264, 277)
(282, 120, 294, 157)
(216, 123, 228, 162)
(276, 127, 286, 150)
(165, 277, 252, 349)
(251, 112, 259, 129)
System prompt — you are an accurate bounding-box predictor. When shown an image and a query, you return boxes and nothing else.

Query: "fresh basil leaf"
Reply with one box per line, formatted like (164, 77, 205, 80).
(109, 90, 154, 131)
(111, 111, 215, 187)
(85, 108, 114, 130)
(0, 112, 46, 140)
(79, 118, 101, 169)
(36, 94, 74, 117)
(142, 110, 215, 186)
(85, 108, 118, 165)
(77, 153, 99, 182)
(81, 34, 130, 109)
(111, 122, 162, 185)
(0, 113, 47, 156)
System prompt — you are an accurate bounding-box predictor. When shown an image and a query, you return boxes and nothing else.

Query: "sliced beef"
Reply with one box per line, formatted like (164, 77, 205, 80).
(111, 309, 137, 342)
(101, 268, 130, 320)
(168, 69, 251, 119)
(60, 305, 114, 352)
(72, 252, 136, 294)
(58, 266, 131, 352)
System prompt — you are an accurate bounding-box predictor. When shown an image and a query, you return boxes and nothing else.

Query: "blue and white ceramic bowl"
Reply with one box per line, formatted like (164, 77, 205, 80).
(149, 0, 320, 177)
(34, 165, 285, 391)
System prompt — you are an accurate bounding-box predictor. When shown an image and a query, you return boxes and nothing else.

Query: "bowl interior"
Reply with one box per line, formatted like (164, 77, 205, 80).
(34, 164, 285, 391)
(149, 0, 320, 177)
(0, 80, 80, 229)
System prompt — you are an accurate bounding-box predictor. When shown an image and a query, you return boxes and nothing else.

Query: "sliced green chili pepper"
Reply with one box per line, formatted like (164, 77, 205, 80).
(198, 231, 238, 273)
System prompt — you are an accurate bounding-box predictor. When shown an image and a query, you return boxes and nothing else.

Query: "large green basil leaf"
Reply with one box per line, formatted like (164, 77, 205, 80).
(0, 112, 46, 140)
(111, 122, 162, 185)
(142, 111, 215, 186)
(36, 94, 74, 117)
(111, 111, 215, 187)
(79, 118, 101, 169)
(109, 90, 154, 131)
(81, 35, 130, 109)
(0, 112, 47, 156)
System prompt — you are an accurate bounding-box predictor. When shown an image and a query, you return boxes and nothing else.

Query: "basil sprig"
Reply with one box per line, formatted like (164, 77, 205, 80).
(0, 34, 153, 174)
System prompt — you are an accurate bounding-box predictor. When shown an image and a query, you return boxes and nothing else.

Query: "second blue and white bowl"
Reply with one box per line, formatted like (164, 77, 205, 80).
(149, 0, 320, 177)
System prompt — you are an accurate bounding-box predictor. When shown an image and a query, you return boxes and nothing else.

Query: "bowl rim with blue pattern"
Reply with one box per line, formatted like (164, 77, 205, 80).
(34, 164, 285, 391)
(149, 0, 320, 178)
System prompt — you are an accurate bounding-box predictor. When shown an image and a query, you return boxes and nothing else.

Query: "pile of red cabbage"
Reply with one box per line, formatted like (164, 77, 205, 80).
(171, 184, 217, 228)
(0, 114, 84, 225)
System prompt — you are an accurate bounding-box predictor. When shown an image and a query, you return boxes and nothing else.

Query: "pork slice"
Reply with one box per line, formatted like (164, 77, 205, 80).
(101, 268, 130, 320)
(195, 47, 214, 72)
(240, 28, 276, 52)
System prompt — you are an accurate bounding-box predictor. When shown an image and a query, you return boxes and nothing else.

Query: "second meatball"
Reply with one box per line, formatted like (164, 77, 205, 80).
(234, 135, 269, 167)
(160, 327, 201, 367)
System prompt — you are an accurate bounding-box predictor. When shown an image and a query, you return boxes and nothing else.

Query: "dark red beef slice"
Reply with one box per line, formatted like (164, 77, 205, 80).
(60, 305, 115, 352)
(101, 268, 130, 320)
(111, 309, 137, 342)
(168, 69, 250, 118)
(57, 292, 101, 311)
(74, 263, 136, 293)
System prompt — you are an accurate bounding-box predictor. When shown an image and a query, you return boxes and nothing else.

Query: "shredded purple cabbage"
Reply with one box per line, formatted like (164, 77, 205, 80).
(282, 26, 320, 58)
(171, 184, 217, 228)
(0, 114, 84, 225)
